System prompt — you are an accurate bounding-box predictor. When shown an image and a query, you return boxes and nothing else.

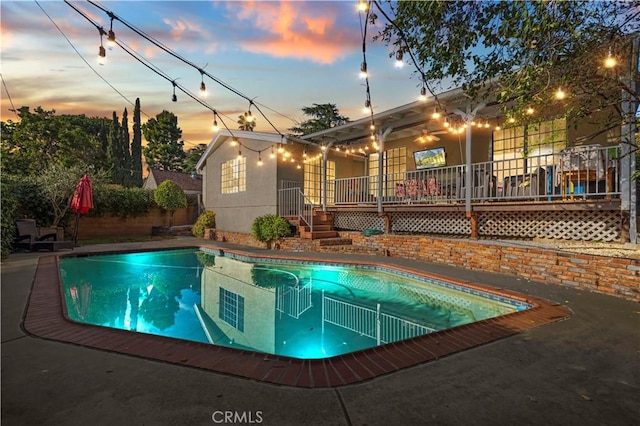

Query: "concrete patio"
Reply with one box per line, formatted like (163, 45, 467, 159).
(2, 237, 638, 425)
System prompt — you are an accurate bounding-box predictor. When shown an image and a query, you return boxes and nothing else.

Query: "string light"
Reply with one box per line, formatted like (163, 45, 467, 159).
(270, 146, 275, 159)
(199, 70, 207, 96)
(106, 18, 116, 49)
(555, 87, 566, 100)
(357, 0, 368, 12)
(257, 153, 263, 166)
(418, 86, 427, 102)
(604, 47, 617, 68)
(277, 144, 284, 154)
(359, 62, 368, 79)
(212, 112, 219, 132)
(431, 107, 441, 119)
(97, 30, 106, 65)
(394, 50, 404, 69)
(237, 149, 242, 160)
(171, 81, 177, 102)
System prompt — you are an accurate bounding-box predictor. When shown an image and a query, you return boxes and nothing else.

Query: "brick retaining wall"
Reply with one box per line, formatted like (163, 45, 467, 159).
(207, 229, 639, 302)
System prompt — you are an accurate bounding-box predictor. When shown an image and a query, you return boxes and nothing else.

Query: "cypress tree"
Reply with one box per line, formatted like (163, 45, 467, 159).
(107, 111, 122, 184)
(121, 107, 132, 186)
(131, 98, 143, 187)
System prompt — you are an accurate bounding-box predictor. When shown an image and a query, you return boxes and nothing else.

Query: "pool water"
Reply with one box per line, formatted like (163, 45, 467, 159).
(59, 249, 529, 359)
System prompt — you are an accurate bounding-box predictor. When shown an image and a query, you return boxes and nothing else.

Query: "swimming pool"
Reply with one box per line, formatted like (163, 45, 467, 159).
(59, 248, 530, 359)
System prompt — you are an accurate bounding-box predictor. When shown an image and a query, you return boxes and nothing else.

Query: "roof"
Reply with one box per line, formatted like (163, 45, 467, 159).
(300, 86, 503, 146)
(145, 169, 202, 193)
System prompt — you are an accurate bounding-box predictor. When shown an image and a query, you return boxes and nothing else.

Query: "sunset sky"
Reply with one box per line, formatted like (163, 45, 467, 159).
(0, 0, 434, 150)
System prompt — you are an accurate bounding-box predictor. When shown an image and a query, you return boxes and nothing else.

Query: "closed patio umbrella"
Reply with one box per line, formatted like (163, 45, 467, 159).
(70, 174, 94, 246)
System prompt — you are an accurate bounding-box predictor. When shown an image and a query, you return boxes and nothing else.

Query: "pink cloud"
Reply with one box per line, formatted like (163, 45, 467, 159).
(228, 1, 357, 64)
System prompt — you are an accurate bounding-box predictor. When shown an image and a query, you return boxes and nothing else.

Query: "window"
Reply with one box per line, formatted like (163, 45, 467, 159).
(221, 157, 246, 194)
(493, 118, 566, 180)
(368, 147, 406, 196)
(304, 158, 335, 204)
(219, 287, 244, 332)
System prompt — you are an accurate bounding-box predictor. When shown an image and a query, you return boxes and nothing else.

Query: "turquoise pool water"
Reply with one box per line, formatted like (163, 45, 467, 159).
(59, 248, 529, 359)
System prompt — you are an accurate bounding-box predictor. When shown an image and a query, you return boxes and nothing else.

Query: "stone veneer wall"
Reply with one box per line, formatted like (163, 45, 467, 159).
(207, 229, 639, 302)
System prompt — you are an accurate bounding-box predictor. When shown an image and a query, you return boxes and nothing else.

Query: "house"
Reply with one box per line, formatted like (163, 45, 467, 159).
(196, 83, 636, 244)
(143, 169, 204, 220)
(196, 48, 638, 244)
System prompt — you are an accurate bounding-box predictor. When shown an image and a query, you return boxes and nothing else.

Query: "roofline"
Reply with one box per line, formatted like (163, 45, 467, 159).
(195, 130, 299, 171)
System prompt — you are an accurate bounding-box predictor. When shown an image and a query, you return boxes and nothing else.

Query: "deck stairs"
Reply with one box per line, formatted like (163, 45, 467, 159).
(283, 211, 385, 255)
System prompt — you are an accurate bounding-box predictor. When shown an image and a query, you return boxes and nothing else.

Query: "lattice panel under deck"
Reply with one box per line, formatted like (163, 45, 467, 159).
(334, 211, 385, 231)
(391, 211, 470, 234)
(479, 210, 621, 242)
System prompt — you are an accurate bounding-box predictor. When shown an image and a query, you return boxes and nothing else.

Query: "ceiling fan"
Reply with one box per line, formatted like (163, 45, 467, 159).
(414, 128, 447, 144)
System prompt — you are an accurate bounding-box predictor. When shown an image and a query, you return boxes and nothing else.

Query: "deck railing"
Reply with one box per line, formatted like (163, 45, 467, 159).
(328, 144, 621, 205)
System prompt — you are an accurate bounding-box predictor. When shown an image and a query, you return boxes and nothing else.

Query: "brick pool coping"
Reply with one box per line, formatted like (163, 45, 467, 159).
(23, 244, 571, 388)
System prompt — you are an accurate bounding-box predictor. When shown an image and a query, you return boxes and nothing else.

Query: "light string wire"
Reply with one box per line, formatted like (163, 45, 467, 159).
(0, 73, 19, 119)
(62, 0, 301, 160)
(84, 0, 287, 137)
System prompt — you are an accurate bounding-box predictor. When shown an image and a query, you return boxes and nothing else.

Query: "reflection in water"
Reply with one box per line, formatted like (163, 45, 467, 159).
(59, 249, 528, 359)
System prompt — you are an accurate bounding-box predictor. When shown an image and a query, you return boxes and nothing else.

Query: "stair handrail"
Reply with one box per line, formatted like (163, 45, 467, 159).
(277, 187, 313, 233)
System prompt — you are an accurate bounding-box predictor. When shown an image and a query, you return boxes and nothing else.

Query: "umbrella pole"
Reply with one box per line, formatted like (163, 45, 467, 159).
(73, 213, 81, 246)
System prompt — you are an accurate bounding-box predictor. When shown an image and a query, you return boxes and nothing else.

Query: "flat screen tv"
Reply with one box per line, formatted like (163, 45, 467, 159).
(414, 147, 446, 169)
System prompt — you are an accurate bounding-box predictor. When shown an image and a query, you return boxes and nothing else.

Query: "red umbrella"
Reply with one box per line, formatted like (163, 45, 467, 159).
(71, 175, 93, 245)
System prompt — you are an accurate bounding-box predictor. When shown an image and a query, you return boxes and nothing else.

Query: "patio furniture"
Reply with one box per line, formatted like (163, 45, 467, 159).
(15, 219, 74, 252)
(503, 168, 547, 199)
(456, 169, 495, 200)
(558, 145, 613, 199)
(404, 179, 419, 204)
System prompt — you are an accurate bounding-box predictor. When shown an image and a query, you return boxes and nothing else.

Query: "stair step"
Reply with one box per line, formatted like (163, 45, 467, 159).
(298, 224, 332, 232)
(300, 230, 339, 240)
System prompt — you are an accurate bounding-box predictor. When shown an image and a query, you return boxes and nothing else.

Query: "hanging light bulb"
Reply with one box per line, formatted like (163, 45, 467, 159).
(363, 99, 371, 113)
(320, 145, 327, 152)
(245, 108, 254, 123)
(277, 144, 284, 154)
(270, 146, 275, 159)
(171, 81, 177, 102)
(394, 50, 404, 69)
(526, 107, 534, 115)
(230, 138, 238, 147)
(212, 118, 219, 132)
(357, 0, 368, 12)
(604, 47, 617, 68)
(359, 62, 368, 79)
(443, 117, 450, 128)
(555, 87, 566, 100)
(431, 107, 441, 119)
(107, 18, 116, 49)
(97, 31, 106, 65)
(370, 123, 375, 131)
(257, 153, 263, 166)
(419, 86, 427, 102)
(200, 80, 206, 96)
(237, 149, 242, 160)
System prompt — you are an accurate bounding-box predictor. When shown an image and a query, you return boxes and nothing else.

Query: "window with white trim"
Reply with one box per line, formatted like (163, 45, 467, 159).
(368, 147, 406, 196)
(304, 157, 335, 204)
(221, 157, 246, 194)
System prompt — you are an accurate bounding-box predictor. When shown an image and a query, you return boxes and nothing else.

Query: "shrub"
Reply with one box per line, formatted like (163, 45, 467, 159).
(192, 210, 216, 238)
(252, 214, 291, 249)
(153, 180, 187, 227)
(90, 185, 155, 218)
(0, 180, 19, 259)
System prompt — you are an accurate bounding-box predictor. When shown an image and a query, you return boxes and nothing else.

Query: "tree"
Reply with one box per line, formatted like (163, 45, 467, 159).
(120, 107, 132, 186)
(237, 113, 256, 131)
(142, 110, 186, 172)
(373, 1, 639, 128)
(288, 103, 350, 135)
(183, 143, 207, 174)
(153, 180, 187, 227)
(107, 111, 124, 185)
(0, 107, 104, 175)
(131, 98, 143, 187)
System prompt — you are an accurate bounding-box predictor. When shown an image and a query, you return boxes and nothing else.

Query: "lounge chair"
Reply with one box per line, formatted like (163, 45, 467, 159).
(14, 219, 74, 252)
